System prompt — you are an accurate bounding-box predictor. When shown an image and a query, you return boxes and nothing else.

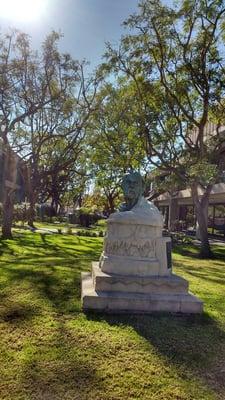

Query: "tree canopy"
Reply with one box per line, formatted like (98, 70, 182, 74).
(98, 0, 225, 257)
(1, 1, 225, 258)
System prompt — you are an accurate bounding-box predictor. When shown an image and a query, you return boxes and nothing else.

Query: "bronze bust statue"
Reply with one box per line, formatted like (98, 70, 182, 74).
(119, 171, 144, 211)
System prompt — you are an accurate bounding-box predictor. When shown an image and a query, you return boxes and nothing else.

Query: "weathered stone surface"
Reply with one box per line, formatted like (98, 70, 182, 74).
(82, 272, 203, 314)
(81, 171, 203, 314)
(100, 255, 161, 277)
(92, 262, 188, 294)
(101, 227, 171, 277)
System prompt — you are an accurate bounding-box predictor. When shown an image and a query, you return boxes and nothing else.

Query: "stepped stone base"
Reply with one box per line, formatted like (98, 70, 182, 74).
(81, 263, 203, 314)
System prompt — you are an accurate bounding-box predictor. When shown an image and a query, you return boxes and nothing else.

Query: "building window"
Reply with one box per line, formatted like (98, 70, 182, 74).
(208, 204, 225, 237)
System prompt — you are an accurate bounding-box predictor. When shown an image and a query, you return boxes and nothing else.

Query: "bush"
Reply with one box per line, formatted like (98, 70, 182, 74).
(76, 230, 99, 237)
(13, 203, 29, 225)
(69, 208, 101, 228)
(171, 232, 193, 246)
(97, 219, 107, 227)
(65, 226, 73, 235)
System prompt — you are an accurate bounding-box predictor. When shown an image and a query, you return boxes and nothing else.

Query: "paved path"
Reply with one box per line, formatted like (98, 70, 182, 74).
(193, 238, 225, 246)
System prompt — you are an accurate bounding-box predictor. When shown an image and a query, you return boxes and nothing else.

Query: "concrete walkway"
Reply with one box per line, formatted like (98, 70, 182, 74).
(193, 238, 225, 246)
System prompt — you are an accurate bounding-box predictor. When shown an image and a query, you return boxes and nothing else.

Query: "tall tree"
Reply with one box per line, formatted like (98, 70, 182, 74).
(38, 143, 89, 216)
(0, 30, 99, 237)
(88, 82, 147, 213)
(102, 0, 225, 257)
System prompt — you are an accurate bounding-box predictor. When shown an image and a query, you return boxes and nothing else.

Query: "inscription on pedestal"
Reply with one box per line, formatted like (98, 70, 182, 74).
(105, 239, 156, 258)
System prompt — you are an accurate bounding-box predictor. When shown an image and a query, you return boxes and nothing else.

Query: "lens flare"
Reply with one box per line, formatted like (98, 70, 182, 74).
(0, 0, 46, 22)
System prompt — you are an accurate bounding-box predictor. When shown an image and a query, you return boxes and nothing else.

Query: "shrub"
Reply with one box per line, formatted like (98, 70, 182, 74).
(13, 203, 29, 225)
(69, 208, 102, 228)
(65, 226, 73, 235)
(76, 230, 98, 237)
(171, 232, 193, 246)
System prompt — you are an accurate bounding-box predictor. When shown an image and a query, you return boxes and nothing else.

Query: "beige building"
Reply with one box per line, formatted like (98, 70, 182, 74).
(154, 123, 225, 237)
(156, 183, 225, 236)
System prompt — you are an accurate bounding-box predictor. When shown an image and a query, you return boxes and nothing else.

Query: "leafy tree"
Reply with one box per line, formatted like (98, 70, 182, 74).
(102, 0, 225, 257)
(82, 190, 108, 214)
(0, 30, 99, 237)
(40, 151, 90, 216)
(88, 82, 148, 213)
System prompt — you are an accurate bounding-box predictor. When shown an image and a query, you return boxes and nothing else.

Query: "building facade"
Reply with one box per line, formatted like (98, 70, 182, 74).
(156, 183, 225, 237)
(154, 123, 225, 237)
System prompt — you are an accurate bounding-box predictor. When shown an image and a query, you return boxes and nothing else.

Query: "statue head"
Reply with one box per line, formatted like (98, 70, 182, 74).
(120, 171, 144, 211)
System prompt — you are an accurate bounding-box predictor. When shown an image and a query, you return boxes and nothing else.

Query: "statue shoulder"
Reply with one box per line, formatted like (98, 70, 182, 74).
(118, 202, 128, 212)
(135, 196, 159, 210)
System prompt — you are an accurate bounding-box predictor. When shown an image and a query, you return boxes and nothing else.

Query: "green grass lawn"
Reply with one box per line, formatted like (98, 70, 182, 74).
(0, 228, 225, 400)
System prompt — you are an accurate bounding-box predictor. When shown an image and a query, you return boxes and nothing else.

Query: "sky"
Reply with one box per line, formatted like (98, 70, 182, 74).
(0, 0, 139, 72)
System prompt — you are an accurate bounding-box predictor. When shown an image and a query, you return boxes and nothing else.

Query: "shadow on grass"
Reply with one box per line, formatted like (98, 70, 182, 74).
(0, 233, 102, 315)
(87, 311, 225, 397)
(8, 317, 106, 400)
(0, 232, 106, 399)
(20, 320, 104, 400)
(0, 239, 15, 256)
(173, 255, 225, 286)
(177, 265, 225, 287)
(0, 263, 82, 313)
(0, 302, 40, 324)
(1, 233, 225, 398)
(20, 358, 103, 400)
(173, 243, 225, 262)
(173, 250, 225, 289)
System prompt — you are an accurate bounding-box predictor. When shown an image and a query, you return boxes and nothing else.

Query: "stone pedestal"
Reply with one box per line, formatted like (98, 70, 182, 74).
(81, 199, 203, 314)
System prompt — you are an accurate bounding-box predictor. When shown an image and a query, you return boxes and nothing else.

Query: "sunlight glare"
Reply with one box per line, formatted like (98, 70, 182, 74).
(0, 0, 46, 22)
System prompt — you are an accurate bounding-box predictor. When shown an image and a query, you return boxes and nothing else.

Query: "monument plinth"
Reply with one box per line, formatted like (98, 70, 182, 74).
(81, 172, 203, 313)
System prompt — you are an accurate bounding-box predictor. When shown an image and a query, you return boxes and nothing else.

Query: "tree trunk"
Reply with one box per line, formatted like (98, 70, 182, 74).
(27, 169, 38, 228)
(107, 194, 115, 214)
(196, 203, 208, 240)
(78, 195, 83, 208)
(191, 183, 213, 258)
(1, 145, 18, 239)
(195, 202, 213, 258)
(27, 196, 36, 228)
(168, 195, 179, 231)
(2, 188, 14, 239)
